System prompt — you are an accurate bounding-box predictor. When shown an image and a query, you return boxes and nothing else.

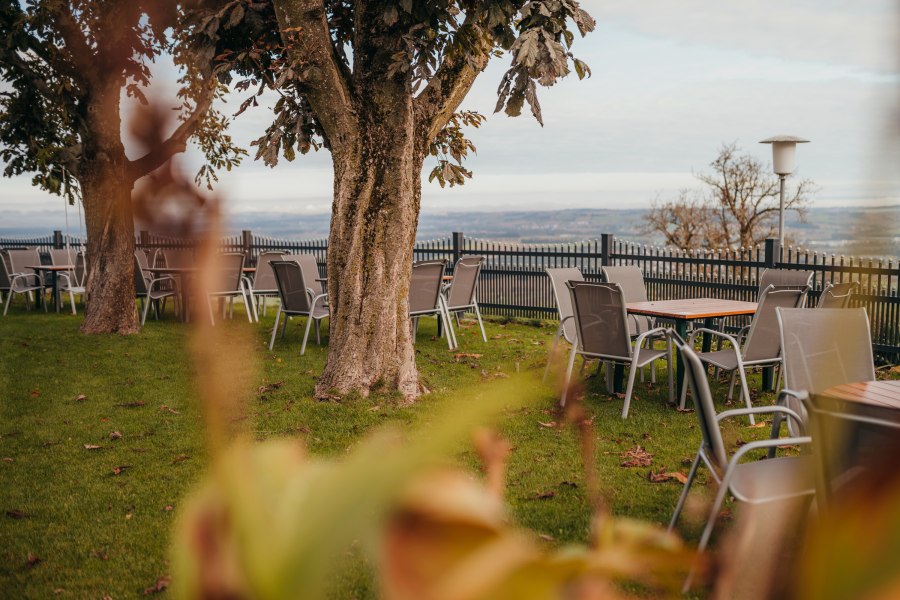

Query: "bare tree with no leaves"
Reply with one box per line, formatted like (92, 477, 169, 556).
(644, 143, 815, 249)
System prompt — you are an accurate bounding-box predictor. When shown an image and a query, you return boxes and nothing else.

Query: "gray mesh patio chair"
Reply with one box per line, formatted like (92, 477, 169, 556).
(667, 331, 814, 592)
(774, 307, 875, 438)
(680, 285, 808, 424)
(601, 265, 654, 336)
(247, 251, 283, 317)
(410, 260, 455, 350)
(269, 261, 329, 354)
(1, 251, 45, 315)
(561, 281, 673, 418)
(543, 267, 584, 382)
(207, 253, 255, 324)
(134, 252, 178, 325)
(0, 251, 11, 306)
(443, 255, 487, 344)
(57, 252, 87, 315)
(816, 281, 858, 309)
(3, 249, 46, 315)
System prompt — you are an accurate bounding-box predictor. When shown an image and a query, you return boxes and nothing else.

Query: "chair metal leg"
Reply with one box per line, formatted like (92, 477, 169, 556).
(727, 371, 738, 400)
(560, 344, 578, 407)
(3, 290, 13, 315)
(300, 315, 314, 355)
(269, 307, 282, 350)
(684, 477, 732, 593)
(208, 299, 217, 326)
(668, 450, 702, 531)
(735, 362, 756, 425)
(666, 339, 674, 404)
(679, 367, 690, 409)
(69, 290, 76, 315)
(543, 322, 564, 383)
(141, 295, 152, 325)
(473, 302, 487, 342)
(621, 358, 640, 418)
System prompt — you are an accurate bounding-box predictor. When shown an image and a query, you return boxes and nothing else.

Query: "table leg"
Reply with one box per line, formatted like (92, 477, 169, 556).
(701, 318, 715, 353)
(53, 272, 61, 313)
(613, 363, 625, 393)
(675, 320, 688, 395)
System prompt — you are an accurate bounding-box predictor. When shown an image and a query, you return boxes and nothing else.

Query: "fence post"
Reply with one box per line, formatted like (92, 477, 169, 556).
(764, 237, 780, 269)
(451, 231, 464, 265)
(600, 233, 613, 266)
(52, 230, 63, 249)
(139, 230, 150, 251)
(242, 230, 253, 259)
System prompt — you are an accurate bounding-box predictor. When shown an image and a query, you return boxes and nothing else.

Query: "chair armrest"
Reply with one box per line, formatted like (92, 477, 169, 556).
(716, 405, 805, 424)
(728, 436, 812, 468)
(689, 327, 741, 349)
(10, 273, 41, 290)
(634, 326, 671, 347)
(148, 276, 176, 291)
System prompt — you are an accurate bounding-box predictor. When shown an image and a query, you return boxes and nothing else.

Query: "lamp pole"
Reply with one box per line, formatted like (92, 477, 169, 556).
(760, 135, 809, 249)
(778, 173, 786, 247)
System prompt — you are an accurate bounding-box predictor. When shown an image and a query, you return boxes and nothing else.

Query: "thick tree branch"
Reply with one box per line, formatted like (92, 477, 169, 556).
(271, 0, 355, 147)
(414, 27, 491, 149)
(127, 78, 217, 181)
(56, 6, 97, 84)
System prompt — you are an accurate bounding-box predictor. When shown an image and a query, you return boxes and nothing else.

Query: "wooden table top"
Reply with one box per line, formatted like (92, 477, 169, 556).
(821, 380, 900, 410)
(28, 264, 74, 271)
(626, 298, 758, 320)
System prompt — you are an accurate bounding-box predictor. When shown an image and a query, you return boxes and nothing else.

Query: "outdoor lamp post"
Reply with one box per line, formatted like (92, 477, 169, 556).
(759, 135, 809, 247)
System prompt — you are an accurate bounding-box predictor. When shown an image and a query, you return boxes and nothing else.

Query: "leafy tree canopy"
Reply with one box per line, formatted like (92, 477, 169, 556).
(186, 0, 595, 184)
(0, 0, 245, 202)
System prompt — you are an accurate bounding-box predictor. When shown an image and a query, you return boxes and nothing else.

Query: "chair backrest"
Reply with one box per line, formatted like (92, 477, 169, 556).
(7, 249, 41, 274)
(252, 251, 283, 292)
(74, 252, 86, 286)
(283, 254, 323, 296)
(817, 281, 858, 309)
(162, 248, 194, 269)
(133, 253, 150, 295)
(759, 269, 813, 296)
(0, 253, 12, 288)
(270, 260, 312, 313)
(446, 255, 484, 309)
(675, 336, 729, 470)
(135, 249, 151, 271)
(742, 285, 808, 362)
(546, 267, 584, 344)
(601, 265, 649, 303)
(49, 248, 74, 266)
(566, 281, 632, 360)
(409, 260, 446, 314)
(0, 250, 11, 273)
(778, 307, 875, 395)
(213, 253, 245, 294)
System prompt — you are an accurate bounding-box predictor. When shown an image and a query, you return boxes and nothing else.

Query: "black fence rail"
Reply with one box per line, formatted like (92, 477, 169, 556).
(3, 229, 897, 360)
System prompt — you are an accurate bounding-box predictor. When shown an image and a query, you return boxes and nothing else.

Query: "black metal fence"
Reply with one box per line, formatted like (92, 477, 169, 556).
(3, 229, 898, 361)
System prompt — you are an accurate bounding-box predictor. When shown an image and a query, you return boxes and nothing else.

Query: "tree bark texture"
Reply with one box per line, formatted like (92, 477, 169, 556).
(78, 79, 139, 335)
(315, 78, 423, 400)
(271, 0, 491, 401)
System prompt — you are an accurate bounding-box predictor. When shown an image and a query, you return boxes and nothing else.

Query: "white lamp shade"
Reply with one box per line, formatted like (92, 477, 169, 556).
(760, 135, 809, 175)
(771, 142, 797, 175)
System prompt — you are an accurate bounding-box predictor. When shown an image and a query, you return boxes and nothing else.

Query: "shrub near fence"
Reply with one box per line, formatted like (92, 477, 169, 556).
(2, 230, 898, 361)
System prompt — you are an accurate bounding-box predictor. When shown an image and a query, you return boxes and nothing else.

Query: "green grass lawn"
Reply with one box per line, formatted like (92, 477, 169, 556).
(1, 300, 791, 598)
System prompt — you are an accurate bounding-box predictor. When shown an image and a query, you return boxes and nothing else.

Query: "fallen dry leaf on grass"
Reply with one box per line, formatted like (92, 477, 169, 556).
(84, 444, 103, 450)
(538, 421, 557, 428)
(143, 575, 171, 595)
(112, 465, 131, 476)
(171, 454, 190, 464)
(745, 421, 771, 429)
(74, 394, 86, 402)
(648, 470, 689, 484)
(26, 553, 41, 568)
(109, 431, 122, 440)
(454, 353, 483, 361)
(2, 457, 14, 462)
(676, 407, 695, 413)
(621, 445, 653, 468)
(159, 405, 180, 415)
(257, 380, 284, 397)
(532, 490, 556, 500)
(6, 509, 28, 519)
(115, 401, 145, 408)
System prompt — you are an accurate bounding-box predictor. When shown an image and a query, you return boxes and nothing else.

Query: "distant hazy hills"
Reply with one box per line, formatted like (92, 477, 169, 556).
(224, 205, 898, 258)
(2, 205, 897, 259)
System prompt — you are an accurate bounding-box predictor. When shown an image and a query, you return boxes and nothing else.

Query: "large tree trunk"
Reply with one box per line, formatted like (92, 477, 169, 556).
(79, 79, 139, 335)
(315, 93, 424, 401)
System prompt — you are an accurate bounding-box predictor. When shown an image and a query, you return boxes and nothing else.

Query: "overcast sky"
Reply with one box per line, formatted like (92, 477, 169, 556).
(2, 0, 899, 232)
